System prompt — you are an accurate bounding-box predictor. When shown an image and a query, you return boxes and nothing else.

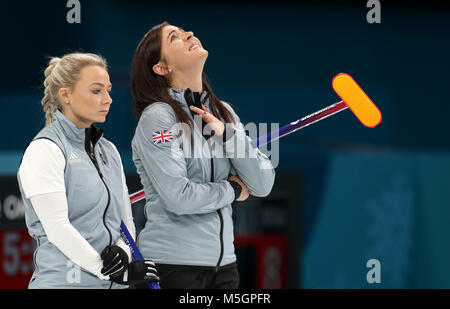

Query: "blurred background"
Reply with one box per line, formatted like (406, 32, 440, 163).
(0, 0, 449, 288)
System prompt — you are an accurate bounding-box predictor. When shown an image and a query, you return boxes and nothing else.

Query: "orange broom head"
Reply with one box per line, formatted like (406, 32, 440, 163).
(332, 73, 382, 128)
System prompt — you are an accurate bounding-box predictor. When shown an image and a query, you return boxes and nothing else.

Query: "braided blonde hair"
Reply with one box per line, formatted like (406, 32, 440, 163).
(41, 53, 107, 126)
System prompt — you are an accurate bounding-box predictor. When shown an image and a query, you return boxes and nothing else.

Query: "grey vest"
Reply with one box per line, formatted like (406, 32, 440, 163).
(17, 110, 125, 289)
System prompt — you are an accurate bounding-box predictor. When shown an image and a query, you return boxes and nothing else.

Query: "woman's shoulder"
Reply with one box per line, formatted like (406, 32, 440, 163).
(140, 102, 177, 125)
(219, 100, 240, 123)
(26, 138, 64, 157)
(100, 136, 117, 149)
(99, 138, 123, 162)
(142, 102, 175, 116)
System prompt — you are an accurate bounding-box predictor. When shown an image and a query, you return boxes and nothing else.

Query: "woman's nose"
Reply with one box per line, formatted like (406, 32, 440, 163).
(105, 92, 112, 104)
(184, 31, 194, 41)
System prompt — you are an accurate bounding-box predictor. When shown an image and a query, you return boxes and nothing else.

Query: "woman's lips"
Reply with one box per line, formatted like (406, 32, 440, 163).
(189, 43, 200, 51)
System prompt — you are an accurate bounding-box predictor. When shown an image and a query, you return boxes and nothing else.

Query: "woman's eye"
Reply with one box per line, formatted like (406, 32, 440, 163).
(92, 89, 101, 94)
(170, 34, 178, 42)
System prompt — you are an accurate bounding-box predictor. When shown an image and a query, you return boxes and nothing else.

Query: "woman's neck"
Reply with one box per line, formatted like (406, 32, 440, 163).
(170, 70, 203, 93)
(63, 109, 92, 129)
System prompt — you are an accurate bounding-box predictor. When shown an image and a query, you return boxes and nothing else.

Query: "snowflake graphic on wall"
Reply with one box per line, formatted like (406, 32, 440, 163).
(365, 174, 415, 288)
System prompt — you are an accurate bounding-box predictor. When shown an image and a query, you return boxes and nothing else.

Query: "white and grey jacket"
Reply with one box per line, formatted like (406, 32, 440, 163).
(132, 88, 275, 268)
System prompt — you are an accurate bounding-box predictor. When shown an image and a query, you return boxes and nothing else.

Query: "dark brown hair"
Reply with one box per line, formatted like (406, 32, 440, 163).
(130, 21, 235, 128)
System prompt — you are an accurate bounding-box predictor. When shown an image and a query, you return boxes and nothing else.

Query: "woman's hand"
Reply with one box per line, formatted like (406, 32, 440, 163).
(100, 245, 129, 278)
(228, 175, 249, 202)
(189, 104, 225, 136)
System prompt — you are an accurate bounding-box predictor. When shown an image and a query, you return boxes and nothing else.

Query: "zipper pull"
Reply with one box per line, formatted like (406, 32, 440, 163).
(100, 152, 106, 165)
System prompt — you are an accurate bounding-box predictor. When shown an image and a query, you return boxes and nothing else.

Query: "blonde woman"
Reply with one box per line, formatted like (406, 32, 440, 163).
(17, 53, 158, 288)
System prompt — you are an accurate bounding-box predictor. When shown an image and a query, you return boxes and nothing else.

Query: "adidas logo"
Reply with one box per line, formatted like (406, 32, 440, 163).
(68, 152, 80, 162)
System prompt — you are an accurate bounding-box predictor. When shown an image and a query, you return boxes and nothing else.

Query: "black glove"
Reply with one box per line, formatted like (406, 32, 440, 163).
(100, 245, 129, 278)
(229, 180, 243, 201)
(110, 260, 160, 285)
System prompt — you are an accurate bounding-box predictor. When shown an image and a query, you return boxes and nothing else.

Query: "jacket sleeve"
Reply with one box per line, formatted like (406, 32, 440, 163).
(221, 102, 275, 197)
(132, 104, 235, 215)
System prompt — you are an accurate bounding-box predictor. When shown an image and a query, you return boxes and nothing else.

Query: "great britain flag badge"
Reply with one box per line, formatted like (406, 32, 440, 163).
(152, 129, 174, 145)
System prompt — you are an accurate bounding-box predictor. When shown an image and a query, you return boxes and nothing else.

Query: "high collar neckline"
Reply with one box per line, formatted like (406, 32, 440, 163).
(169, 87, 209, 107)
(53, 109, 104, 145)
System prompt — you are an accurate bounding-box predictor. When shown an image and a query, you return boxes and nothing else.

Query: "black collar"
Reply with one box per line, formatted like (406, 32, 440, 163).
(184, 88, 212, 140)
(84, 124, 104, 154)
(184, 88, 203, 118)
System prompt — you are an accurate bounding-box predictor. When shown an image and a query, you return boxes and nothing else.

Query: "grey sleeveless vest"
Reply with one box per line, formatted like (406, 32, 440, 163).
(17, 110, 126, 289)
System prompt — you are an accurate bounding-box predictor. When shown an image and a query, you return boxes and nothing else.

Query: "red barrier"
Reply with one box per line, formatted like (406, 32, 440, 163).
(234, 234, 287, 289)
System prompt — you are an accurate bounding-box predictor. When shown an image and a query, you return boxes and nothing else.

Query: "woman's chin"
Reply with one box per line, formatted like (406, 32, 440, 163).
(191, 47, 208, 58)
(200, 48, 209, 58)
(95, 116, 107, 123)
(194, 49, 208, 64)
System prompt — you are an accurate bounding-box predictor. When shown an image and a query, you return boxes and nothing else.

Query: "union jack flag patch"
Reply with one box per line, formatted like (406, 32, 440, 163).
(152, 129, 174, 145)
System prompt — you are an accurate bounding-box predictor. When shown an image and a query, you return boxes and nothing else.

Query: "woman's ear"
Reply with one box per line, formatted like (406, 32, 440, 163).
(153, 62, 171, 76)
(58, 87, 71, 105)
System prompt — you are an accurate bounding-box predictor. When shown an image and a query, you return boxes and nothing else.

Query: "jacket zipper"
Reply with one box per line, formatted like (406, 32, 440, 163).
(87, 142, 112, 246)
(216, 206, 225, 273)
(209, 142, 224, 273)
(88, 142, 113, 289)
(187, 92, 225, 273)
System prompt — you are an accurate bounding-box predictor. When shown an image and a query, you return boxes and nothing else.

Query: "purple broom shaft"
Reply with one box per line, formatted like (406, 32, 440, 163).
(252, 101, 347, 147)
(120, 221, 161, 289)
